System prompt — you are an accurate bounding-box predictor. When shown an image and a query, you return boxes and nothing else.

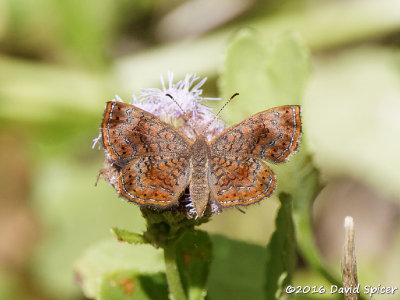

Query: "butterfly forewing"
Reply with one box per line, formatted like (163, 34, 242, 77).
(102, 101, 192, 164)
(210, 105, 301, 163)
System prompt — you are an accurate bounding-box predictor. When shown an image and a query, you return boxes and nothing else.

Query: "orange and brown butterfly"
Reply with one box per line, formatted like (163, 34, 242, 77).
(97, 74, 301, 218)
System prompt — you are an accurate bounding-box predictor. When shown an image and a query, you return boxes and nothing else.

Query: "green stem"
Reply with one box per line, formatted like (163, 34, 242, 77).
(164, 241, 187, 300)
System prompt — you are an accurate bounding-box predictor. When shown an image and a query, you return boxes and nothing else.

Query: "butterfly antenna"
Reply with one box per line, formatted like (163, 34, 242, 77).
(165, 93, 199, 136)
(203, 93, 239, 134)
(235, 206, 246, 214)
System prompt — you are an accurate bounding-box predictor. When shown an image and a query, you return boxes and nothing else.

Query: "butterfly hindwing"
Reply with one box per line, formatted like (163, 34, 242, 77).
(119, 155, 191, 207)
(208, 156, 276, 207)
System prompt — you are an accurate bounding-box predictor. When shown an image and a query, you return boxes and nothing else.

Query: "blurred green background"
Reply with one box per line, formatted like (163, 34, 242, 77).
(1, 0, 400, 299)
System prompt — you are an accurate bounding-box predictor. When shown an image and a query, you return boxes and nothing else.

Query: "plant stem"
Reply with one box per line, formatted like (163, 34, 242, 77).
(342, 216, 359, 300)
(164, 241, 187, 300)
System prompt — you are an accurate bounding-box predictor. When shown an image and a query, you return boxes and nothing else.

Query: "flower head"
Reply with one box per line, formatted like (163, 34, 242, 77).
(131, 72, 226, 141)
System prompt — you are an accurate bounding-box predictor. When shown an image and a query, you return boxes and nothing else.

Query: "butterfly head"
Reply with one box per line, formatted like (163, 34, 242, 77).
(191, 135, 209, 151)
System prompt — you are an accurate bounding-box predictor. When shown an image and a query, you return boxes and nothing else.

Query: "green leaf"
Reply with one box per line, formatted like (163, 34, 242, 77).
(74, 239, 164, 299)
(207, 235, 266, 300)
(219, 28, 270, 123)
(264, 193, 296, 300)
(99, 271, 168, 300)
(219, 30, 310, 126)
(176, 230, 212, 300)
(111, 227, 148, 245)
(276, 151, 341, 286)
(264, 32, 310, 106)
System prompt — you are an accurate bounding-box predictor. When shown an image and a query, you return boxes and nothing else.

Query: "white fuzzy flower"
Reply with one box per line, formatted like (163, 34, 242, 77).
(131, 72, 226, 141)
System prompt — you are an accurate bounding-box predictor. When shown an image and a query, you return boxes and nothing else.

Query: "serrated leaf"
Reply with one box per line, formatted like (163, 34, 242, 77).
(176, 230, 212, 300)
(264, 193, 296, 300)
(74, 239, 164, 298)
(219, 28, 270, 125)
(264, 32, 310, 106)
(219, 30, 310, 125)
(99, 270, 168, 300)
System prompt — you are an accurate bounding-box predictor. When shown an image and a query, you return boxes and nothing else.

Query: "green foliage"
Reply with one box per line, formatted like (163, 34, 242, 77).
(264, 193, 296, 299)
(75, 239, 165, 298)
(219, 28, 269, 119)
(278, 151, 341, 286)
(176, 230, 212, 300)
(30, 160, 145, 297)
(207, 235, 266, 300)
(219, 30, 310, 124)
(111, 227, 148, 245)
(3, 0, 157, 68)
(139, 209, 209, 248)
(77, 208, 212, 300)
(99, 271, 168, 300)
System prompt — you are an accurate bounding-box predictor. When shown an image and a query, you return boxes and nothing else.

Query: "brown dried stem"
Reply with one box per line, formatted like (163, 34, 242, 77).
(342, 216, 359, 300)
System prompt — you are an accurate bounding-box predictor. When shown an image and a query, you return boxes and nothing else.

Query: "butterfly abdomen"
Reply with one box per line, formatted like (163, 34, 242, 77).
(189, 137, 211, 218)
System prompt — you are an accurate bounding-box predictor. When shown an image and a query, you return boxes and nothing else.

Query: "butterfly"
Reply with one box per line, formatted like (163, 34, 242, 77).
(101, 101, 301, 218)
